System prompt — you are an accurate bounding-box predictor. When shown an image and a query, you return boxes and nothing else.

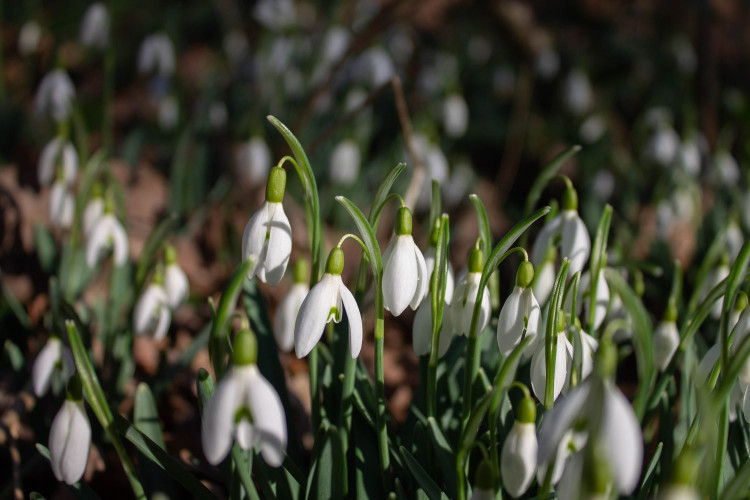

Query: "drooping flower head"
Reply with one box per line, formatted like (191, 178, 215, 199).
(329, 139, 361, 186)
(382, 207, 428, 316)
(201, 329, 287, 466)
(274, 259, 309, 352)
(471, 459, 497, 500)
(79, 2, 109, 50)
(294, 247, 362, 358)
(137, 33, 176, 78)
(133, 265, 171, 341)
(82, 182, 105, 237)
(531, 181, 591, 276)
(242, 166, 292, 286)
(38, 136, 78, 187)
(501, 388, 538, 498)
(163, 244, 189, 310)
(442, 92, 469, 138)
(450, 247, 491, 336)
(49, 376, 91, 484)
(653, 302, 680, 372)
(49, 178, 75, 230)
(32, 336, 74, 397)
(86, 197, 129, 268)
(497, 260, 541, 358)
(530, 313, 571, 402)
(35, 69, 76, 123)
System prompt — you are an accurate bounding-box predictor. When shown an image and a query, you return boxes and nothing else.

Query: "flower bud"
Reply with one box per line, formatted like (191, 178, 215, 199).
(49, 398, 91, 484)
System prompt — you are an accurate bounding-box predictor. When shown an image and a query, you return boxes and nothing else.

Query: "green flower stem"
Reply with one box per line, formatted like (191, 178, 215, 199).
(427, 214, 450, 417)
(545, 259, 570, 409)
(587, 204, 612, 334)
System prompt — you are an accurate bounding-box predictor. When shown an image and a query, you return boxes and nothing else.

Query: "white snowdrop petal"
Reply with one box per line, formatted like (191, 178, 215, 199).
(654, 321, 680, 371)
(497, 287, 524, 356)
(260, 203, 292, 286)
(274, 283, 308, 352)
(152, 303, 171, 341)
(201, 372, 240, 465)
(531, 215, 561, 267)
(164, 264, 189, 309)
(247, 366, 287, 466)
(61, 142, 79, 184)
(133, 284, 166, 336)
(501, 422, 538, 497)
(83, 198, 104, 237)
(339, 282, 363, 358)
(50, 401, 91, 484)
(329, 140, 361, 185)
(536, 379, 591, 465)
(555, 450, 584, 500)
(241, 203, 270, 279)
(531, 334, 571, 404)
(38, 137, 62, 186)
(561, 212, 590, 275)
(108, 217, 129, 266)
(533, 260, 556, 305)
(601, 385, 643, 494)
(32, 338, 62, 397)
(294, 275, 338, 358)
(524, 288, 542, 352)
(383, 236, 419, 316)
(743, 386, 750, 423)
(80, 2, 109, 49)
(412, 298, 452, 358)
(235, 419, 255, 450)
(410, 244, 429, 310)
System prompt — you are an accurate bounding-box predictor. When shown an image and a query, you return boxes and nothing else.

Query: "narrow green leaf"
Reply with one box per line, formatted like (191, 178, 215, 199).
(400, 446, 450, 500)
(370, 162, 407, 225)
(134, 383, 165, 449)
(636, 442, 662, 500)
(721, 454, 750, 499)
(586, 204, 612, 332)
(335, 196, 382, 276)
(523, 145, 582, 217)
(33, 223, 57, 272)
(604, 269, 655, 419)
(460, 388, 497, 453)
(469, 194, 492, 255)
(427, 417, 456, 495)
(428, 179, 442, 235)
(134, 213, 180, 291)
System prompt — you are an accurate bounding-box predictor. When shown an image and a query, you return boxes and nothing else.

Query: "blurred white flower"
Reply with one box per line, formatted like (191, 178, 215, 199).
(223, 30, 249, 66)
(49, 181, 75, 230)
(158, 95, 179, 131)
(531, 208, 591, 275)
(535, 48, 560, 80)
(644, 125, 680, 167)
(497, 262, 540, 358)
(312, 26, 350, 84)
(138, 33, 176, 77)
(164, 245, 189, 310)
(671, 37, 697, 75)
(134, 282, 171, 341)
(236, 137, 271, 185)
(32, 336, 74, 397)
(79, 3, 109, 50)
(35, 70, 76, 123)
(704, 260, 730, 319)
(712, 150, 740, 186)
(253, 0, 296, 30)
(653, 319, 679, 371)
(38, 137, 78, 186)
(275, 282, 309, 352)
(592, 170, 615, 201)
(562, 70, 593, 116)
(82, 196, 104, 237)
(678, 138, 701, 177)
(726, 221, 744, 261)
(201, 330, 287, 466)
(382, 209, 428, 316)
(532, 256, 556, 305)
(86, 213, 129, 268)
(18, 21, 42, 56)
(579, 114, 606, 143)
(414, 134, 450, 210)
(209, 101, 227, 129)
(442, 93, 469, 138)
(449, 250, 491, 336)
(362, 47, 394, 87)
(294, 248, 362, 358)
(49, 398, 91, 484)
(658, 485, 700, 500)
(329, 140, 361, 185)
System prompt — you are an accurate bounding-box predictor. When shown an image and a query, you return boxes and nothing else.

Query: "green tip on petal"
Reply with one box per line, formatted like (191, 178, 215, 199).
(516, 261, 534, 288)
(584, 446, 611, 494)
(468, 248, 484, 273)
(326, 247, 345, 275)
(516, 396, 536, 423)
(634, 270, 645, 298)
(104, 195, 116, 214)
(429, 219, 440, 247)
(664, 302, 677, 322)
(474, 459, 496, 490)
(152, 262, 165, 285)
(595, 339, 617, 379)
(562, 185, 578, 211)
(293, 258, 309, 283)
(66, 374, 83, 401)
(164, 244, 178, 265)
(265, 166, 287, 203)
(395, 207, 413, 236)
(672, 448, 699, 486)
(719, 252, 730, 266)
(91, 181, 104, 199)
(233, 329, 258, 366)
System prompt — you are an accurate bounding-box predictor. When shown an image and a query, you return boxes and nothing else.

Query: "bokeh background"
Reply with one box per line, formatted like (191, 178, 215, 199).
(2, 0, 750, 497)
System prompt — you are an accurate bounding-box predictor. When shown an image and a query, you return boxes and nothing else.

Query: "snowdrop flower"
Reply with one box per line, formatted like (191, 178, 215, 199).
(579, 114, 607, 144)
(530, 315, 571, 402)
(565, 268, 610, 331)
(241, 166, 292, 286)
(329, 139, 361, 185)
(423, 239, 455, 302)
(442, 93, 469, 138)
(362, 47, 394, 87)
(531, 183, 591, 275)
(18, 21, 42, 56)
(158, 95, 179, 131)
(236, 136, 271, 185)
(86, 200, 128, 268)
(274, 259, 309, 352)
(532, 246, 557, 305)
(209, 101, 227, 130)
(497, 261, 541, 358)
(470, 460, 497, 500)
(679, 137, 701, 177)
(35, 69, 76, 123)
(138, 33, 176, 77)
(253, 0, 296, 30)
(82, 185, 104, 237)
(38, 137, 78, 186)
(712, 150, 740, 186)
(312, 26, 350, 83)
(535, 47, 560, 80)
(658, 451, 701, 500)
(501, 390, 538, 497)
(32, 336, 74, 397)
(703, 254, 730, 319)
(562, 70, 593, 116)
(164, 244, 189, 309)
(643, 125, 680, 167)
(49, 377, 91, 484)
(201, 329, 287, 466)
(134, 270, 171, 341)
(382, 207, 428, 316)
(49, 180, 75, 230)
(79, 3, 109, 50)
(653, 306, 679, 371)
(294, 248, 362, 358)
(726, 220, 744, 261)
(449, 248, 491, 336)
(537, 341, 643, 497)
